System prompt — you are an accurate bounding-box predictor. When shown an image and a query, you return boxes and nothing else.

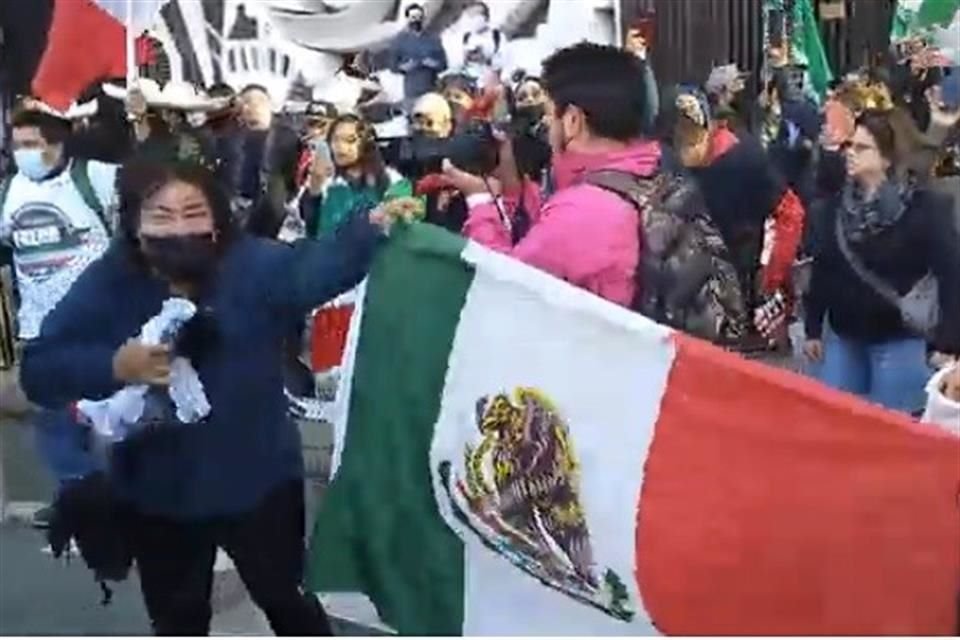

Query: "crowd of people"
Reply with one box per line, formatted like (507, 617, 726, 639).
(1, 1, 959, 634)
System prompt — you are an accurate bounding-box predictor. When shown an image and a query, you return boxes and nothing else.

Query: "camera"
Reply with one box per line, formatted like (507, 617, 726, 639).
(506, 106, 551, 181)
(394, 119, 500, 180)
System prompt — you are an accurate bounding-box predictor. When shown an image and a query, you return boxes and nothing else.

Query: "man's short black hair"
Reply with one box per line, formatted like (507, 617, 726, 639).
(542, 42, 647, 142)
(466, 1, 490, 18)
(208, 82, 236, 99)
(11, 107, 72, 145)
(405, 3, 424, 17)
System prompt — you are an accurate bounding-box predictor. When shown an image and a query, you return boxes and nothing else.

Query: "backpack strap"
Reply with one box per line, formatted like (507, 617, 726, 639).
(0, 175, 12, 215)
(582, 169, 662, 213)
(69, 159, 110, 235)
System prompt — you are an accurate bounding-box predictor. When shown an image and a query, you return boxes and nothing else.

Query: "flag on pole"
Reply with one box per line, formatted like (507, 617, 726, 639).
(31, 0, 167, 110)
(307, 224, 960, 636)
(790, 0, 833, 100)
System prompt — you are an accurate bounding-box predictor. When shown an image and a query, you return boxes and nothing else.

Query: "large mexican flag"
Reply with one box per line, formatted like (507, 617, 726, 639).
(307, 224, 960, 635)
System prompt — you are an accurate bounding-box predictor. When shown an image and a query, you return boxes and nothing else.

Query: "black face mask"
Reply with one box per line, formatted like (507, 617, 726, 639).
(513, 104, 546, 131)
(141, 233, 218, 283)
(409, 19, 424, 31)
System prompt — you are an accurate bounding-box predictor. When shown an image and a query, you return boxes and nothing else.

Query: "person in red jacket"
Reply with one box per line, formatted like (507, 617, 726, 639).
(671, 87, 805, 347)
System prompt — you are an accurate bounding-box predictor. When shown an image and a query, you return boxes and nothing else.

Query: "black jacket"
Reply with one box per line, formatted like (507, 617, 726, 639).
(804, 188, 960, 353)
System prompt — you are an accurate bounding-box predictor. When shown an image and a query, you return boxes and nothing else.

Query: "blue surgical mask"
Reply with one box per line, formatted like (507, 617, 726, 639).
(13, 149, 53, 182)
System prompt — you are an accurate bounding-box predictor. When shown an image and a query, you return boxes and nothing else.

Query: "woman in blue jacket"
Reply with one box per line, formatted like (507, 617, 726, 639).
(20, 150, 385, 635)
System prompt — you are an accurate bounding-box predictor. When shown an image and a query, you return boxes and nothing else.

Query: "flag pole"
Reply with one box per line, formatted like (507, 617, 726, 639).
(126, 0, 137, 87)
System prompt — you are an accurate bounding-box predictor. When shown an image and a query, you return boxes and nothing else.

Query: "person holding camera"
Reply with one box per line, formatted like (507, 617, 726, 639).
(302, 113, 412, 239)
(442, 43, 660, 308)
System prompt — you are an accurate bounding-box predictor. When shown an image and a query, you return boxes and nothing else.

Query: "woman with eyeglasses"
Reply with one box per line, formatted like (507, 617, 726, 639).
(803, 110, 960, 413)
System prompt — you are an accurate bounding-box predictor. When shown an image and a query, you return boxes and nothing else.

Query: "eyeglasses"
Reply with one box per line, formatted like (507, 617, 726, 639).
(841, 141, 878, 154)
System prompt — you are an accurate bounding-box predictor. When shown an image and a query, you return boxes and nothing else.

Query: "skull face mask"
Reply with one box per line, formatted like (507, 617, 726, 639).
(411, 93, 453, 139)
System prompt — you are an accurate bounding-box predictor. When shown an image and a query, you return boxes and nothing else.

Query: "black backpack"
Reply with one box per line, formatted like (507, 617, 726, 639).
(584, 169, 747, 344)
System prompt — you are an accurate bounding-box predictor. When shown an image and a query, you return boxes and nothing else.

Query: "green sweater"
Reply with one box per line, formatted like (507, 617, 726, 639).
(312, 168, 412, 238)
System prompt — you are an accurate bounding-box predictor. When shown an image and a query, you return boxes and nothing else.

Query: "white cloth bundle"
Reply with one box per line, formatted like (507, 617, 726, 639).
(77, 298, 211, 442)
(922, 363, 960, 436)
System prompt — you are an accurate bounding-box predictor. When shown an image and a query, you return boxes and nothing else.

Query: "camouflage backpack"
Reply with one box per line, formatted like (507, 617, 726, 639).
(584, 169, 747, 344)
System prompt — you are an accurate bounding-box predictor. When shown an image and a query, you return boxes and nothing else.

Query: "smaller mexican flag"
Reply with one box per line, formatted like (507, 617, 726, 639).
(32, 0, 168, 110)
(308, 224, 960, 635)
(892, 0, 960, 39)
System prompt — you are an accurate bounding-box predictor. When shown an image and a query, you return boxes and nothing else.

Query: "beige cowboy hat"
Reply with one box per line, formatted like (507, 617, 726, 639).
(150, 81, 228, 111)
(27, 97, 99, 121)
(101, 77, 162, 103)
(102, 79, 229, 112)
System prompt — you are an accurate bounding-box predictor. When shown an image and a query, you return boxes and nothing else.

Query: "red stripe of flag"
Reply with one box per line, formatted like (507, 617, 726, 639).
(31, 0, 127, 110)
(636, 335, 960, 634)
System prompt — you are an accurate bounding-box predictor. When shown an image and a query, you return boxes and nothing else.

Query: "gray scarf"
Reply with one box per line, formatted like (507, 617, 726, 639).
(840, 177, 914, 242)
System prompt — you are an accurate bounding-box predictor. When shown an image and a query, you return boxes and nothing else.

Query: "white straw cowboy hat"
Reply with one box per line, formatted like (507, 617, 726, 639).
(29, 98, 99, 121)
(150, 81, 227, 111)
(101, 78, 162, 103)
(102, 79, 228, 112)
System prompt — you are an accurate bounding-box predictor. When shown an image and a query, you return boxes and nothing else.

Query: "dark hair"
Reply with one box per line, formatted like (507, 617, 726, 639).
(117, 153, 235, 263)
(855, 110, 898, 164)
(327, 114, 391, 196)
(770, 68, 791, 103)
(542, 42, 647, 142)
(437, 73, 477, 97)
(405, 3, 424, 17)
(466, 1, 490, 18)
(208, 82, 236, 99)
(11, 107, 72, 145)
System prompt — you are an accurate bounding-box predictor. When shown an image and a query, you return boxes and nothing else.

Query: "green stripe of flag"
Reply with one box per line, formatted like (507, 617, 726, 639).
(915, 0, 960, 28)
(307, 224, 471, 634)
(792, 0, 833, 100)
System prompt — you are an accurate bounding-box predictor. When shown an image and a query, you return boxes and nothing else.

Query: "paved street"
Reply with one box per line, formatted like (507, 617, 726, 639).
(0, 405, 382, 636)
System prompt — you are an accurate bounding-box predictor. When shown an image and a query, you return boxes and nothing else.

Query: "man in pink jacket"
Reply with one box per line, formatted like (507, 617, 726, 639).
(443, 43, 659, 308)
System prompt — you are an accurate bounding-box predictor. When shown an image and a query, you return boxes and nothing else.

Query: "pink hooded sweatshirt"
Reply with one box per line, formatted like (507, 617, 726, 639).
(463, 141, 661, 307)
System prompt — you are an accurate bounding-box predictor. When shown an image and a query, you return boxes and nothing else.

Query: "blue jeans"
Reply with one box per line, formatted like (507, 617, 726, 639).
(33, 409, 99, 487)
(816, 329, 930, 414)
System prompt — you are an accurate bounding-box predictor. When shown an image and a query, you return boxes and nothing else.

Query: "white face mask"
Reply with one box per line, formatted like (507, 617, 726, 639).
(13, 148, 54, 182)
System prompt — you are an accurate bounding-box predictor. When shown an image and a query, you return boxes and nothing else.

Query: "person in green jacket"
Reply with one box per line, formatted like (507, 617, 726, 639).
(303, 113, 411, 238)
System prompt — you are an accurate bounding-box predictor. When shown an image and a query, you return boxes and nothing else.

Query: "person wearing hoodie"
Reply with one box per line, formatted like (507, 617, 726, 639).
(670, 87, 805, 348)
(442, 42, 657, 308)
(19, 148, 387, 635)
